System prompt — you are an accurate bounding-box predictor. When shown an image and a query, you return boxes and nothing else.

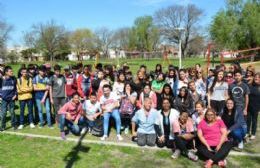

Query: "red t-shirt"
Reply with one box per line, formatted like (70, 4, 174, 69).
(198, 119, 227, 147)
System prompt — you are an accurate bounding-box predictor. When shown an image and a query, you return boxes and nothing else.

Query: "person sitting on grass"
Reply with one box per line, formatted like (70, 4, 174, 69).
(197, 108, 232, 168)
(171, 111, 198, 161)
(157, 98, 179, 148)
(81, 92, 102, 134)
(131, 97, 162, 147)
(58, 93, 86, 140)
(222, 99, 247, 151)
(100, 84, 123, 141)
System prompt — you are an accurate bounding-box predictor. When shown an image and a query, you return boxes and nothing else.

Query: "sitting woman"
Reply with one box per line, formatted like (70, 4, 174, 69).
(222, 99, 247, 151)
(172, 111, 198, 161)
(138, 84, 157, 109)
(119, 82, 137, 134)
(151, 72, 166, 94)
(157, 98, 179, 148)
(157, 83, 175, 110)
(197, 108, 233, 168)
(174, 87, 194, 115)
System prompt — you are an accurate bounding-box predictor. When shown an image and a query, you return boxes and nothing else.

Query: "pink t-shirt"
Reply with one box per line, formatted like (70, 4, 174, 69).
(197, 119, 226, 147)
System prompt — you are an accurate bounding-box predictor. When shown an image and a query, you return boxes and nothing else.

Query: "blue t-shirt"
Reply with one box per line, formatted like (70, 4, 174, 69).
(33, 75, 49, 99)
(132, 108, 159, 134)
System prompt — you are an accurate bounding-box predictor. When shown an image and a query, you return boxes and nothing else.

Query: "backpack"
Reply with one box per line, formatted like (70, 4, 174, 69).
(119, 97, 134, 115)
(90, 117, 103, 137)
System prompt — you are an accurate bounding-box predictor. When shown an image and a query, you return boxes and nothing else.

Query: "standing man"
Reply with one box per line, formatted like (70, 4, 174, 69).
(49, 64, 66, 122)
(0, 66, 17, 131)
(17, 67, 35, 129)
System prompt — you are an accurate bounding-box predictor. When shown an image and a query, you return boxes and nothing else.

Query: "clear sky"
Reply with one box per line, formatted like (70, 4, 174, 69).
(0, 0, 226, 47)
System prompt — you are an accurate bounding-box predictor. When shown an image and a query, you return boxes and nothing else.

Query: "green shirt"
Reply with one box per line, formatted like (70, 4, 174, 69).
(152, 80, 165, 91)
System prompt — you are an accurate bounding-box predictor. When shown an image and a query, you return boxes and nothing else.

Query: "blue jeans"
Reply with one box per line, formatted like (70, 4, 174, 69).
(19, 99, 34, 125)
(36, 98, 51, 127)
(59, 114, 86, 135)
(86, 118, 96, 128)
(231, 127, 246, 143)
(103, 109, 121, 136)
(0, 99, 16, 129)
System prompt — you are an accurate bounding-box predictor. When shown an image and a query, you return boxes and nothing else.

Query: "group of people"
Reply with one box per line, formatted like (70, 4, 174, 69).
(0, 61, 259, 168)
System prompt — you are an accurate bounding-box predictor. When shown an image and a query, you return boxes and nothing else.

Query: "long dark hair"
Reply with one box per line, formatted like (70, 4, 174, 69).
(209, 70, 224, 93)
(162, 83, 174, 96)
(123, 82, 134, 95)
(223, 99, 236, 117)
(155, 64, 162, 73)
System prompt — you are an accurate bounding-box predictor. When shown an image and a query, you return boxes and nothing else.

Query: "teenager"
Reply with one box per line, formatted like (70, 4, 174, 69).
(247, 73, 260, 140)
(58, 93, 85, 140)
(49, 64, 66, 121)
(172, 111, 198, 161)
(208, 70, 229, 116)
(174, 87, 194, 115)
(0, 66, 17, 131)
(77, 65, 93, 100)
(113, 72, 125, 96)
(17, 67, 35, 129)
(222, 99, 247, 151)
(138, 84, 157, 109)
(100, 84, 123, 141)
(151, 72, 166, 94)
(157, 83, 174, 110)
(64, 66, 77, 102)
(157, 98, 179, 148)
(192, 101, 206, 127)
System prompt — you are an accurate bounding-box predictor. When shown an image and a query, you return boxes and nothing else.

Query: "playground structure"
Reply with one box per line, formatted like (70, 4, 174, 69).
(206, 43, 260, 71)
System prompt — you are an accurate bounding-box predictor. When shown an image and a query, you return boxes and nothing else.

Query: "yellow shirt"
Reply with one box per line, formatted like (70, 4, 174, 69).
(16, 77, 33, 100)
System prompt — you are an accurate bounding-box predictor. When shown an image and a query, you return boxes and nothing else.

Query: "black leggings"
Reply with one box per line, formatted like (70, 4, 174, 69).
(157, 136, 175, 148)
(247, 109, 259, 135)
(198, 141, 233, 163)
(210, 100, 225, 116)
(175, 136, 194, 155)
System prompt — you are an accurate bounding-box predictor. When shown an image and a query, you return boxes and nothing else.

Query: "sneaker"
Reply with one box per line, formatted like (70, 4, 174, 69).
(30, 123, 35, 129)
(171, 149, 180, 159)
(18, 125, 24, 130)
(117, 134, 123, 141)
(204, 160, 213, 168)
(218, 160, 227, 168)
(80, 127, 87, 135)
(100, 135, 108, 141)
(48, 126, 54, 129)
(61, 132, 66, 140)
(250, 135, 256, 140)
(245, 134, 249, 138)
(238, 141, 244, 150)
(187, 151, 198, 161)
(124, 127, 129, 135)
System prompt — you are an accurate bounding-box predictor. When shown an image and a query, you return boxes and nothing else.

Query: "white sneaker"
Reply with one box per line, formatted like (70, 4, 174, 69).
(100, 135, 108, 141)
(117, 134, 123, 141)
(171, 149, 180, 159)
(30, 123, 35, 129)
(18, 125, 24, 130)
(238, 141, 244, 149)
(80, 127, 87, 135)
(250, 135, 256, 140)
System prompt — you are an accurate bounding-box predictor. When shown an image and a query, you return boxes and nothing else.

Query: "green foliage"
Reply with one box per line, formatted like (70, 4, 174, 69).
(210, 0, 260, 50)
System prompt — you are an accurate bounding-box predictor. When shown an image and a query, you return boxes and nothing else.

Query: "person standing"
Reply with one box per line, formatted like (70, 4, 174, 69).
(0, 66, 17, 131)
(49, 64, 66, 122)
(17, 67, 35, 129)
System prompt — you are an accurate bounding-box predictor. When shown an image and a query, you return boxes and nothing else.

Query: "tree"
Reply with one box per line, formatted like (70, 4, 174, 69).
(25, 20, 70, 61)
(7, 50, 19, 63)
(112, 27, 131, 50)
(70, 28, 96, 61)
(210, 0, 260, 50)
(0, 13, 12, 61)
(132, 16, 159, 52)
(154, 4, 203, 57)
(95, 27, 114, 58)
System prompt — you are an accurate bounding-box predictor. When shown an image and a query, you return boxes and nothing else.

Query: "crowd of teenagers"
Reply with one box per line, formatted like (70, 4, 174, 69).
(0, 61, 259, 168)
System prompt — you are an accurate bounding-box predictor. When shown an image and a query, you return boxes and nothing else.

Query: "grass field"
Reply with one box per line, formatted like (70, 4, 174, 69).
(1, 58, 260, 168)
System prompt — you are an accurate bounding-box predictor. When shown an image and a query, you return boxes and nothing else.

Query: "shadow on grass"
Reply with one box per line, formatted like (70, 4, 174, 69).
(63, 131, 90, 168)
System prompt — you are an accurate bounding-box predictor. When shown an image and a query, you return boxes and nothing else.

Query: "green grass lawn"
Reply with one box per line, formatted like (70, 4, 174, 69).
(1, 134, 260, 168)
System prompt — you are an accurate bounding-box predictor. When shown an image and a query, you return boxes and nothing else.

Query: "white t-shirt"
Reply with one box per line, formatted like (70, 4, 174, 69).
(113, 82, 125, 96)
(100, 92, 120, 112)
(83, 100, 101, 116)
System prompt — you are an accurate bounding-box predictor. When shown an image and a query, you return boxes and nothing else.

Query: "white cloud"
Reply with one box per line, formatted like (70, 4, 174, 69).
(131, 0, 192, 7)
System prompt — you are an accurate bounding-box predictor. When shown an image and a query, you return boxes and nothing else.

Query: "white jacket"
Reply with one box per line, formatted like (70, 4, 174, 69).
(157, 108, 180, 140)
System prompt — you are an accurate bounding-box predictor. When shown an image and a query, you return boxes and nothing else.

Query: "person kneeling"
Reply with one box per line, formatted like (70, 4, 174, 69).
(58, 93, 86, 140)
(131, 98, 162, 147)
(172, 111, 198, 161)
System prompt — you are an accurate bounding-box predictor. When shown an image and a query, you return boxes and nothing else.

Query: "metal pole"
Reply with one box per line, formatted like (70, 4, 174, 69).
(179, 38, 182, 69)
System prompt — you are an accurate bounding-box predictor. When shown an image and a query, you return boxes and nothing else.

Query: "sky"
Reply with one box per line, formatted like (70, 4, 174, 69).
(0, 0, 226, 47)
